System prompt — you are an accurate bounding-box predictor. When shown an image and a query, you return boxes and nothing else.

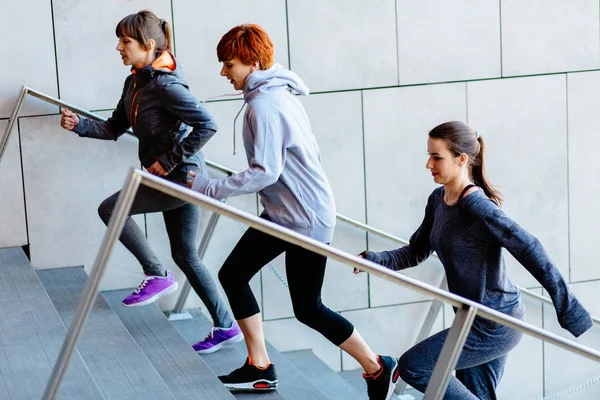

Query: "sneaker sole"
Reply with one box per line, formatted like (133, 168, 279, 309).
(122, 281, 179, 307)
(223, 379, 278, 391)
(195, 332, 245, 354)
(385, 358, 400, 400)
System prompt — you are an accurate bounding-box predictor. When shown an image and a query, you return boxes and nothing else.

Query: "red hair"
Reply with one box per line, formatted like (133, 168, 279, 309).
(217, 24, 274, 70)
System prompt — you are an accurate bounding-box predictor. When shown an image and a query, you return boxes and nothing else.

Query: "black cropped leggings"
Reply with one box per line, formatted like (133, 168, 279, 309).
(218, 218, 354, 346)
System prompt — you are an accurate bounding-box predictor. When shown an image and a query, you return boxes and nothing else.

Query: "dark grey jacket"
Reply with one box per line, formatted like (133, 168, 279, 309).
(74, 51, 217, 174)
(364, 187, 593, 338)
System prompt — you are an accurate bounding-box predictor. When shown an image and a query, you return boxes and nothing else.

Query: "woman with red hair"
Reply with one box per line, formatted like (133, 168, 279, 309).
(189, 24, 398, 400)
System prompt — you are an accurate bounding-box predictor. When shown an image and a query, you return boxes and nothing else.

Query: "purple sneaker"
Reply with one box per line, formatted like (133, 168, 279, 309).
(193, 322, 244, 354)
(122, 271, 178, 307)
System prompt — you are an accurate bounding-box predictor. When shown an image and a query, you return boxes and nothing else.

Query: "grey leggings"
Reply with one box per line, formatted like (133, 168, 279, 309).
(97, 165, 234, 328)
(398, 307, 524, 399)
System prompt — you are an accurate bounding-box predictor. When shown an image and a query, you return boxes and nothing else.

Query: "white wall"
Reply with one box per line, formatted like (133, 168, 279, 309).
(1, 1, 599, 398)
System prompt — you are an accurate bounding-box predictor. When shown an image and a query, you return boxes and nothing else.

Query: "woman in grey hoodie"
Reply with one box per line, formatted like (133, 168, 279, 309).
(59, 10, 241, 354)
(189, 24, 398, 400)
(358, 121, 593, 399)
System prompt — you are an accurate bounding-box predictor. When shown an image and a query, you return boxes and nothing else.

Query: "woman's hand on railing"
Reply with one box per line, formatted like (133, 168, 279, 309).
(353, 251, 369, 274)
(60, 109, 79, 131)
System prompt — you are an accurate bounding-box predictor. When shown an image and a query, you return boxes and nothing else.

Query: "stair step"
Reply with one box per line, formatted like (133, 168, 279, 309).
(172, 308, 329, 400)
(283, 350, 363, 400)
(0, 247, 102, 399)
(103, 289, 235, 399)
(37, 266, 174, 399)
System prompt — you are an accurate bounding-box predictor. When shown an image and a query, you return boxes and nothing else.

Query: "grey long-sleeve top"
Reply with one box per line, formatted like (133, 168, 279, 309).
(364, 187, 593, 338)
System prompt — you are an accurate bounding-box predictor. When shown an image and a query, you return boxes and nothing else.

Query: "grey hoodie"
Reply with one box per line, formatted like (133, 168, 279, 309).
(192, 63, 336, 242)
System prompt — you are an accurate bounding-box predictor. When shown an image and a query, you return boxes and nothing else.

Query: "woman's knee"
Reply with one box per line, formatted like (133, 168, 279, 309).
(218, 262, 242, 292)
(293, 308, 312, 327)
(398, 351, 429, 387)
(292, 302, 323, 328)
(170, 246, 197, 267)
(97, 198, 115, 224)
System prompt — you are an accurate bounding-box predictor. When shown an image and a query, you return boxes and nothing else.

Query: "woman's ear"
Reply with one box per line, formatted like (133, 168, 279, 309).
(250, 61, 260, 72)
(145, 38, 155, 52)
(459, 153, 468, 166)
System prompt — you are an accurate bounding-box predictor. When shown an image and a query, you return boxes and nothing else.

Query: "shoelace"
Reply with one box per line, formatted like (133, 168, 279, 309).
(133, 275, 155, 294)
(202, 327, 216, 341)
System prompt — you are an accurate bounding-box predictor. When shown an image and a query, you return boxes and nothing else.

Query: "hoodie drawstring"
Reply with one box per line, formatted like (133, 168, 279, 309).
(231, 102, 247, 155)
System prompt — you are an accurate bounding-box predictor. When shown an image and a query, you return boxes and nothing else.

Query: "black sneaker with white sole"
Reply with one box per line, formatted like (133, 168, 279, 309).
(218, 358, 278, 391)
(363, 355, 400, 400)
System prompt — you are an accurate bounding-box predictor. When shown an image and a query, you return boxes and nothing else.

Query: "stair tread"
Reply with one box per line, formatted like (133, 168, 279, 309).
(0, 247, 102, 399)
(103, 289, 235, 399)
(38, 266, 175, 399)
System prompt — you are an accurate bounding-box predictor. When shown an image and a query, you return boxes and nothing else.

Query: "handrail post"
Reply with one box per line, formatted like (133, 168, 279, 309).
(42, 168, 142, 400)
(0, 86, 28, 163)
(423, 305, 477, 400)
(396, 278, 447, 395)
(169, 210, 221, 317)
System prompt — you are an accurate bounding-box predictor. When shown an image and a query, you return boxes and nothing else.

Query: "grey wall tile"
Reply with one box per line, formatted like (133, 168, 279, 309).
(288, 0, 398, 92)
(501, 0, 600, 76)
(0, 120, 27, 247)
(397, 0, 501, 84)
(0, 2, 58, 117)
(566, 71, 600, 282)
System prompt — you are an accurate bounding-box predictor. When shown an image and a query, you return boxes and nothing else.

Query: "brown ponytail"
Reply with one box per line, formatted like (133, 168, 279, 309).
(115, 10, 173, 55)
(429, 121, 503, 206)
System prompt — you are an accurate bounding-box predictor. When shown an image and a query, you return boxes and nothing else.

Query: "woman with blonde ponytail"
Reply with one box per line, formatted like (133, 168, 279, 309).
(355, 121, 592, 399)
(59, 10, 241, 353)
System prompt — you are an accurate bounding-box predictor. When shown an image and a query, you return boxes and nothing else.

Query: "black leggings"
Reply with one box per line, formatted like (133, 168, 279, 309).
(218, 219, 354, 346)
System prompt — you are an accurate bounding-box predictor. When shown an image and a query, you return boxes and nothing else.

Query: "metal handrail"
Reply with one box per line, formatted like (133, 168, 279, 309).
(42, 169, 600, 400)
(2, 85, 595, 324)
(2, 87, 600, 399)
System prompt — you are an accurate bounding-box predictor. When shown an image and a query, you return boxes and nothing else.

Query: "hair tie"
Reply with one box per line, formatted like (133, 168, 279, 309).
(159, 19, 165, 26)
(475, 131, 479, 139)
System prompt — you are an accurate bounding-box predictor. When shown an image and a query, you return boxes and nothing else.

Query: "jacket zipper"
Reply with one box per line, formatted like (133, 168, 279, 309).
(130, 91, 140, 129)
(130, 75, 140, 129)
